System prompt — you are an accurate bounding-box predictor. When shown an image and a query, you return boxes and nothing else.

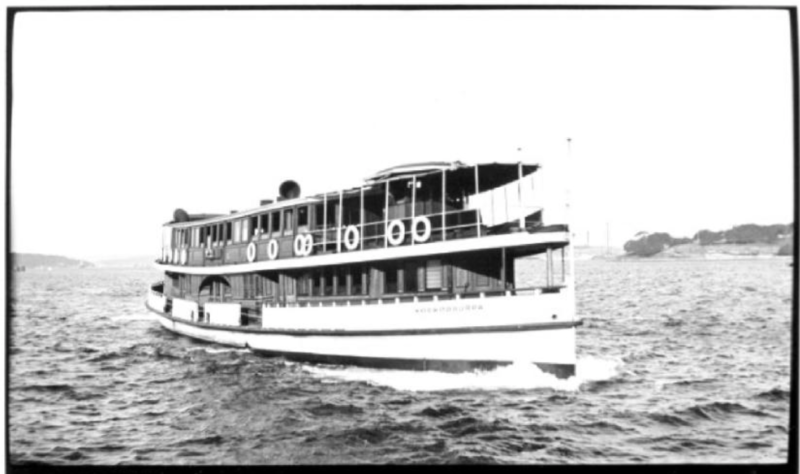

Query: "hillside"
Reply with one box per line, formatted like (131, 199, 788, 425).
(622, 223, 794, 259)
(12, 253, 94, 269)
(94, 255, 157, 268)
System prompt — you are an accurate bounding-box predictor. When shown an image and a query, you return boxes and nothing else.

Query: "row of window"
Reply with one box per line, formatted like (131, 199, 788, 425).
(296, 265, 370, 297)
(167, 258, 447, 303)
(170, 187, 455, 250)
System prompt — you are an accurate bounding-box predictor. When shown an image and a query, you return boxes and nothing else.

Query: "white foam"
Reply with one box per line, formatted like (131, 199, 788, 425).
(187, 347, 250, 355)
(301, 356, 622, 392)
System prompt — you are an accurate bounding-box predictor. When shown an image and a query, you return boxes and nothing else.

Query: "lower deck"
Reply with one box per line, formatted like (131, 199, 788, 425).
(160, 247, 570, 327)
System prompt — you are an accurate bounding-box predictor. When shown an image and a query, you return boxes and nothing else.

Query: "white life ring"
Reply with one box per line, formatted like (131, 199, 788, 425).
(386, 219, 406, 246)
(180, 248, 188, 265)
(293, 234, 305, 256)
(412, 216, 432, 243)
(267, 239, 279, 260)
(293, 234, 314, 256)
(343, 225, 360, 251)
(303, 234, 314, 256)
(246, 242, 257, 263)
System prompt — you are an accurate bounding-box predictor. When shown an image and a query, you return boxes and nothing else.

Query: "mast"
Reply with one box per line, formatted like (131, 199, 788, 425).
(566, 138, 576, 292)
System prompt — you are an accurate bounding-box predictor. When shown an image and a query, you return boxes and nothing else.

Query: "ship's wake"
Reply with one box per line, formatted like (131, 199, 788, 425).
(301, 356, 622, 392)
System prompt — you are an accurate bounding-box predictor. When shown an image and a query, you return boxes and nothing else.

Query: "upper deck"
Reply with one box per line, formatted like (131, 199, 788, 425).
(156, 161, 568, 274)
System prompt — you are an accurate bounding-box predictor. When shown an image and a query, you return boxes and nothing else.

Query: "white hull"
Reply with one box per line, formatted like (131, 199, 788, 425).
(147, 290, 579, 378)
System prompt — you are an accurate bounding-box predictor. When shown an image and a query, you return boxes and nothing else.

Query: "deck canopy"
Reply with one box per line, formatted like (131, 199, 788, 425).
(365, 161, 540, 188)
(167, 161, 541, 228)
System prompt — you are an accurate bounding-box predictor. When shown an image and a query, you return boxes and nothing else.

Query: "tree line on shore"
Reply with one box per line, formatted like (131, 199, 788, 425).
(623, 224, 794, 257)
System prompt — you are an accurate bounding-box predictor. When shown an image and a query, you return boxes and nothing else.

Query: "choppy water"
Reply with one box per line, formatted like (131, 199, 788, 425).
(9, 259, 793, 464)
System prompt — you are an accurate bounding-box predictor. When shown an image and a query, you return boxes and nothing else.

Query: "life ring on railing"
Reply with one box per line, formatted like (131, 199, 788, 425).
(267, 239, 279, 260)
(386, 220, 405, 246)
(343, 225, 360, 251)
(246, 242, 257, 263)
(412, 216, 432, 243)
(293, 234, 305, 256)
(293, 234, 314, 256)
(180, 249, 188, 265)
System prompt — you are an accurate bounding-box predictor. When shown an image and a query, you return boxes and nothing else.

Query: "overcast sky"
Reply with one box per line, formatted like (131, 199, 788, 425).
(10, 8, 794, 260)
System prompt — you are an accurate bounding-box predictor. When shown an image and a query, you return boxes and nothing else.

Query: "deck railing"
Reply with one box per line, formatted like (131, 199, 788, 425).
(149, 282, 565, 322)
(158, 171, 551, 266)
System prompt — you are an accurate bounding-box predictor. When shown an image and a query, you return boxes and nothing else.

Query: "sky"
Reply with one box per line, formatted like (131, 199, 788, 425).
(9, 8, 795, 260)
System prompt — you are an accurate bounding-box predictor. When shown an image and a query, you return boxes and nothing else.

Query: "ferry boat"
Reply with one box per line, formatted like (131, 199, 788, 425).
(145, 161, 580, 378)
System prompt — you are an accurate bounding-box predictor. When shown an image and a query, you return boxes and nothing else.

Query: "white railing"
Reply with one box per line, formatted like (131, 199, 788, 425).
(205, 302, 241, 326)
(147, 288, 167, 312)
(172, 298, 199, 322)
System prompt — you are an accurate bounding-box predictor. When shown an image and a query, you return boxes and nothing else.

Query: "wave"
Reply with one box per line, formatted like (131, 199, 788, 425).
(301, 356, 621, 392)
(755, 388, 790, 402)
(418, 405, 464, 418)
(306, 402, 364, 416)
(680, 401, 772, 420)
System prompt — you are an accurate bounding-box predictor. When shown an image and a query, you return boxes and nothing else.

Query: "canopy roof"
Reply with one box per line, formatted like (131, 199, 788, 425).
(167, 161, 541, 227)
(365, 161, 539, 183)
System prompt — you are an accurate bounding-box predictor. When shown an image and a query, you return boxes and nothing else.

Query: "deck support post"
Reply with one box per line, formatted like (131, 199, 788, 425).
(474, 164, 481, 238)
(501, 247, 507, 290)
(384, 180, 390, 248)
(337, 190, 343, 253)
(441, 170, 446, 241)
(323, 193, 327, 251)
(411, 175, 417, 246)
(518, 162, 524, 229)
(546, 247, 553, 287)
(360, 187, 364, 251)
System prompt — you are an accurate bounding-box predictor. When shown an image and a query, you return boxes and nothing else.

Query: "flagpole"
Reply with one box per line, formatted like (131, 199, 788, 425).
(566, 138, 576, 293)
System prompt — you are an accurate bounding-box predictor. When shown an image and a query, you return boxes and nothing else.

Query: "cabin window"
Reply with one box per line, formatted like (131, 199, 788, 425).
(250, 216, 258, 239)
(315, 204, 325, 227)
(426, 259, 443, 290)
(403, 261, 420, 293)
(225, 222, 232, 244)
(242, 219, 250, 242)
(264, 275, 274, 296)
(351, 267, 363, 295)
(352, 266, 370, 296)
(334, 267, 346, 296)
(233, 220, 242, 243)
(254, 274, 264, 298)
(243, 274, 253, 299)
(385, 265, 399, 294)
(323, 270, 333, 296)
(325, 196, 337, 226)
(200, 227, 206, 247)
(211, 226, 217, 246)
(283, 209, 294, 236)
(297, 206, 309, 233)
(297, 272, 312, 296)
(271, 212, 280, 236)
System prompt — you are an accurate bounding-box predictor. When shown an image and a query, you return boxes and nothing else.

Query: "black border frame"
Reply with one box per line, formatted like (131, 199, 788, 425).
(5, 4, 798, 473)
